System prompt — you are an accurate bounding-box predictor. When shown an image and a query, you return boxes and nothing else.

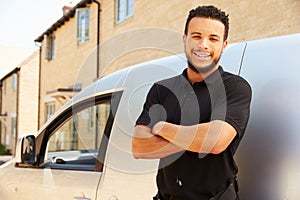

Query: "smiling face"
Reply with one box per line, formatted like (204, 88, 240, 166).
(183, 17, 228, 79)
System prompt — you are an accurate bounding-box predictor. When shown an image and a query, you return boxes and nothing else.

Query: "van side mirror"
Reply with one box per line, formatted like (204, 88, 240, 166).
(21, 135, 36, 164)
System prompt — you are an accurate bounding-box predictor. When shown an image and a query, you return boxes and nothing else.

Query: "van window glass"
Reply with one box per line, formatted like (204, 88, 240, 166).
(44, 98, 113, 171)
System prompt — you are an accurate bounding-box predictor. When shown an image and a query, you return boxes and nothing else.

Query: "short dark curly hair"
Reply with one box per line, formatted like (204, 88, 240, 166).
(184, 5, 229, 41)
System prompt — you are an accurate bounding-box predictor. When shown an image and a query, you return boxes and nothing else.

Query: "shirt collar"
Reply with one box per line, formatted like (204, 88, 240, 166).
(182, 66, 224, 86)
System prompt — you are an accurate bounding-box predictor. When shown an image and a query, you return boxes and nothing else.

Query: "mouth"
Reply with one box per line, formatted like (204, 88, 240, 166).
(193, 50, 211, 61)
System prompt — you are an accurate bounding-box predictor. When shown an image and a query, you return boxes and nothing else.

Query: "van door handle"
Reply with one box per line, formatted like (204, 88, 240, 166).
(9, 184, 18, 193)
(108, 195, 119, 200)
(73, 197, 91, 200)
(73, 192, 91, 200)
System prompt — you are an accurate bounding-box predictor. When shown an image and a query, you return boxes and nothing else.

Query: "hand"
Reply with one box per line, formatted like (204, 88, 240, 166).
(152, 121, 166, 135)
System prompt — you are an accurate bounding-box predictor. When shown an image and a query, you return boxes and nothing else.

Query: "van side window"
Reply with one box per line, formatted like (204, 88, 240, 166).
(42, 94, 119, 172)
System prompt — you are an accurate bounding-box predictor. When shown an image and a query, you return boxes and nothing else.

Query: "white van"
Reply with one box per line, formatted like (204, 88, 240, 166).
(1, 33, 299, 200)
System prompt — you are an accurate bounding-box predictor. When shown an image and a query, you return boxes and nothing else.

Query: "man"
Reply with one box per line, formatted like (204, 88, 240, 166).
(132, 5, 251, 200)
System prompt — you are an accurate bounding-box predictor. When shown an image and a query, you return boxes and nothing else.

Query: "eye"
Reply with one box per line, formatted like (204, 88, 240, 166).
(192, 35, 201, 40)
(210, 37, 219, 42)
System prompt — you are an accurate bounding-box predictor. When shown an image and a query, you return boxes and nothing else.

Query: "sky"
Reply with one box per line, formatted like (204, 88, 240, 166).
(0, 0, 81, 78)
(0, 0, 81, 48)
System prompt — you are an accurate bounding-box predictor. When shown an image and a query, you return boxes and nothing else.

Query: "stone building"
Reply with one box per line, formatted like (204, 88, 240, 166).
(0, 50, 39, 154)
(34, 0, 299, 129)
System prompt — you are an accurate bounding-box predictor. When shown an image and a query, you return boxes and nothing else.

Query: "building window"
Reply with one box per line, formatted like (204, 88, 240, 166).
(116, 0, 134, 24)
(11, 117, 16, 138)
(45, 102, 55, 122)
(88, 107, 94, 132)
(76, 8, 90, 44)
(3, 80, 6, 95)
(70, 114, 78, 150)
(44, 34, 56, 61)
(12, 73, 17, 91)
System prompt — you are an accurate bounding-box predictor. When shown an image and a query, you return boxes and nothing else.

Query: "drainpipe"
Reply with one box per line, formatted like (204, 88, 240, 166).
(92, 0, 101, 79)
(0, 81, 2, 145)
(91, 0, 101, 149)
(15, 70, 20, 156)
(35, 42, 42, 130)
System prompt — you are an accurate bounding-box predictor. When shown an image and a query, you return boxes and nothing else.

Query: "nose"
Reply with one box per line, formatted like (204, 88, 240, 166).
(198, 38, 209, 50)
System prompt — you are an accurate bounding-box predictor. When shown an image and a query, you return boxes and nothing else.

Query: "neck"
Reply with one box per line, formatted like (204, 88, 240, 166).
(187, 65, 219, 84)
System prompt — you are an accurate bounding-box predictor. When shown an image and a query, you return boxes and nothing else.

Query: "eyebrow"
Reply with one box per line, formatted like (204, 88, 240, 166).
(190, 32, 221, 39)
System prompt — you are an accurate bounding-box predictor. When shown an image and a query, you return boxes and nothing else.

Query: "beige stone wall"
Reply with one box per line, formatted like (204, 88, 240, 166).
(99, 0, 300, 74)
(99, 0, 185, 75)
(1, 74, 17, 154)
(18, 51, 39, 137)
(39, 4, 99, 127)
(224, 0, 300, 41)
(0, 51, 39, 154)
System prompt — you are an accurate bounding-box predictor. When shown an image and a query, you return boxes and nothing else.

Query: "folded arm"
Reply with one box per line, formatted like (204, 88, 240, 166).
(132, 125, 184, 159)
(152, 120, 237, 154)
(132, 120, 236, 159)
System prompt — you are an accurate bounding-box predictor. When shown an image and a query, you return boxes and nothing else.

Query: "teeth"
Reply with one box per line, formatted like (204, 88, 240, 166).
(194, 51, 210, 58)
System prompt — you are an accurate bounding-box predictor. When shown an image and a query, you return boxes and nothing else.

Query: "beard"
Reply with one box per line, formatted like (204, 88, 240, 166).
(187, 54, 221, 74)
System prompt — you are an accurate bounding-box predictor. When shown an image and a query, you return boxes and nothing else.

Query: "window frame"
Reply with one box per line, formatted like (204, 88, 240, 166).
(3, 80, 6, 95)
(12, 73, 17, 91)
(45, 102, 55, 122)
(116, 0, 134, 24)
(36, 92, 122, 172)
(88, 107, 94, 132)
(11, 116, 16, 138)
(44, 34, 56, 61)
(76, 7, 90, 44)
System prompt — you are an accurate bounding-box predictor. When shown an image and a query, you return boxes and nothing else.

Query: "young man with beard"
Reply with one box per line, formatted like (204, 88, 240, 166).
(132, 5, 252, 200)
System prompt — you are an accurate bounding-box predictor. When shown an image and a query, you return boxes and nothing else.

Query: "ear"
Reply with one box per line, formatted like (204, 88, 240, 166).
(183, 34, 187, 44)
(222, 40, 229, 52)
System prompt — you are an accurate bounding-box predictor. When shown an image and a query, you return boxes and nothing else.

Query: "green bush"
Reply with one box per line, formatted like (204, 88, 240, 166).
(0, 144, 11, 155)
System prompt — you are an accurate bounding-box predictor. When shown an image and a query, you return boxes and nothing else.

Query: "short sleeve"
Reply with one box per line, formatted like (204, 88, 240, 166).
(136, 83, 164, 128)
(212, 76, 252, 138)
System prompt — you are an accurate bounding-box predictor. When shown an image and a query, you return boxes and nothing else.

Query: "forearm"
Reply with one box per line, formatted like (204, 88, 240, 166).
(132, 125, 184, 159)
(152, 120, 236, 154)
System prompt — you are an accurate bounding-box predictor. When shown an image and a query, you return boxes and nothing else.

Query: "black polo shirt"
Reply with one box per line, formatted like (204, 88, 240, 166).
(136, 66, 252, 200)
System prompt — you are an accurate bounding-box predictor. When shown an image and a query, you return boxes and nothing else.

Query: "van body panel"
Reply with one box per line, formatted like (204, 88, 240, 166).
(220, 42, 247, 75)
(19, 169, 100, 200)
(237, 33, 300, 199)
(0, 161, 22, 200)
(97, 55, 187, 199)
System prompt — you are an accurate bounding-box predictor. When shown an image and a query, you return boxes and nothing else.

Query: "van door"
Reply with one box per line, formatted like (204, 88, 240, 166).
(96, 61, 190, 199)
(18, 92, 122, 200)
(236, 34, 300, 199)
(220, 42, 247, 75)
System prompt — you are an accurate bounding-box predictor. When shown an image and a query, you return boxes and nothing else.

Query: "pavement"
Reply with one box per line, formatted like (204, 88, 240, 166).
(0, 155, 13, 165)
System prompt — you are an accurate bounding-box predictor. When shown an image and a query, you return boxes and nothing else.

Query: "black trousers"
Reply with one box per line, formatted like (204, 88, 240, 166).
(154, 178, 239, 200)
